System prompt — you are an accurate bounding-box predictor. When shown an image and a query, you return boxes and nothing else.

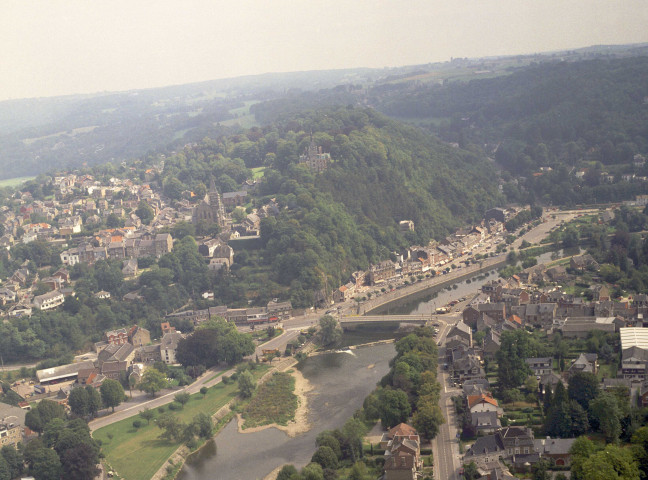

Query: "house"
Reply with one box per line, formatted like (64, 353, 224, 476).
(525, 357, 553, 377)
(94, 290, 111, 299)
(381, 423, 421, 480)
(533, 437, 576, 467)
(467, 393, 499, 414)
(448, 321, 472, 346)
(523, 303, 557, 328)
(380, 423, 420, 449)
(105, 328, 129, 345)
(122, 258, 138, 278)
(463, 306, 482, 329)
(482, 330, 501, 360)
(368, 261, 396, 285)
(160, 332, 184, 364)
(33, 290, 64, 310)
(463, 378, 491, 396)
(545, 265, 568, 283)
(399, 220, 415, 232)
(453, 353, 485, 382)
(128, 325, 151, 347)
(161, 322, 176, 335)
(222, 191, 248, 207)
(570, 254, 600, 272)
(567, 353, 598, 377)
(267, 300, 292, 320)
(472, 411, 501, 435)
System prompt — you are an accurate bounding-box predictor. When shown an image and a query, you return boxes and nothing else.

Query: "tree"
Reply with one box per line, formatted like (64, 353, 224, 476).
(174, 392, 191, 409)
(156, 413, 185, 442)
(42, 418, 65, 448)
(135, 201, 154, 225)
(200, 386, 208, 398)
(496, 330, 533, 390)
(311, 446, 338, 469)
(580, 445, 640, 480)
(0, 445, 22, 479)
(569, 400, 590, 437)
(61, 443, 100, 480)
(138, 367, 168, 396)
(277, 465, 299, 480)
(589, 392, 621, 443)
(68, 387, 89, 417)
(319, 315, 342, 347)
(377, 389, 411, 429)
(238, 370, 256, 398)
(0, 455, 10, 480)
(301, 462, 325, 480)
(463, 461, 480, 480)
(25, 399, 66, 435)
(192, 413, 213, 439)
(568, 372, 600, 410)
(139, 408, 155, 425)
(31, 448, 62, 480)
(100, 379, 125, 412)
(85, 386, 102, 417)
(412, 399, 444, 440)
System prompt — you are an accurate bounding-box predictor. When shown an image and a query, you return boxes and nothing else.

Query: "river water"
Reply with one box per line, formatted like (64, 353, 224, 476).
(177, 342, 395, 480)
(370, 248, 578, 315)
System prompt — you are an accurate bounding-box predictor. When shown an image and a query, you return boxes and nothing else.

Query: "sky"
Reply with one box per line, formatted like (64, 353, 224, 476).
(1, 0, 648, 101)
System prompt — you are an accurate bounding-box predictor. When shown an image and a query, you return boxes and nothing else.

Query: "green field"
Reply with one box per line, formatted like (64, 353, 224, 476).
(0, 176, 35, 187)
(251, 166, 266, 179)
(95, 366, 269, 480)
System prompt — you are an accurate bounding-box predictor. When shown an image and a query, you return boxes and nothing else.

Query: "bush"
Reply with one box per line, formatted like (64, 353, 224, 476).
(132, 420, 143, 428)
(157, 406, 166, 413)
(168, 402, 181, 411)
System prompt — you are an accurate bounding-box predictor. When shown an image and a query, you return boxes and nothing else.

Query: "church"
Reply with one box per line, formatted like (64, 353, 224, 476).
(192, 179, 227, 228)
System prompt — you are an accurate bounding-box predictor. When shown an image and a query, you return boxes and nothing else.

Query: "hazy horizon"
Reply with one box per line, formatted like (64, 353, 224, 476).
(3, 0, 648, 101)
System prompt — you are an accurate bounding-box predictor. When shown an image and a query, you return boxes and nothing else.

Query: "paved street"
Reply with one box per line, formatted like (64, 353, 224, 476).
(432, 316, 463, 480)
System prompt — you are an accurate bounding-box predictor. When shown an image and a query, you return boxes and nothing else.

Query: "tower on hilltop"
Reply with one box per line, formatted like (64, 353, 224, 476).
(299, 133, 330, 173)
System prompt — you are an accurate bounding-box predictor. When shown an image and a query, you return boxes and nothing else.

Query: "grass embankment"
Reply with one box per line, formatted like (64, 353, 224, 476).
(241, 371, 298, 429)
(94, 365, 269, 480)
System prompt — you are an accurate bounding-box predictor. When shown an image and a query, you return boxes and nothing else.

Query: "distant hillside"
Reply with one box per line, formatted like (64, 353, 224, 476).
(158, 107, 502, 305)
(369, 56, 648, 172)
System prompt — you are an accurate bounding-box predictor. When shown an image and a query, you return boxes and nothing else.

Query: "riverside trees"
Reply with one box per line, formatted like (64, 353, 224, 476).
(176, 317, 255, 369)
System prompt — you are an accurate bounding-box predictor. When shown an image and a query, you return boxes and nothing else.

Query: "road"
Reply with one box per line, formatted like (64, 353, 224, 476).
(432, 315, 463, 480)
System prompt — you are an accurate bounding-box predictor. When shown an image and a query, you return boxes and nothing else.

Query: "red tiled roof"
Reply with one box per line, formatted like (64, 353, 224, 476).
(468, 393, 499, 409)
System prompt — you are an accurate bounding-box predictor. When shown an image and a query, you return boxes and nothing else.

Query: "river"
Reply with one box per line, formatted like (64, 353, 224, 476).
(177, 341, 395, 480)
(370, 248, 579, 315)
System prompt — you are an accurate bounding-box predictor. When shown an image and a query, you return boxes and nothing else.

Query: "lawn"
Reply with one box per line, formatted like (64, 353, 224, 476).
(241, 371, 297, 429)
(94, 365, 269, 480)
(251, 166, 266, 179)
(0, 176, 35, 188)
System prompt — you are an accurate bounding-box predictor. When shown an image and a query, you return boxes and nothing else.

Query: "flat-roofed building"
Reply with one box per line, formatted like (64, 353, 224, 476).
(36, 360, 96, 384)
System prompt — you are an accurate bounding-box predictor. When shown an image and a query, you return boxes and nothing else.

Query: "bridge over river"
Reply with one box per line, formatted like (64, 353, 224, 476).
(339, 313, 457, 329)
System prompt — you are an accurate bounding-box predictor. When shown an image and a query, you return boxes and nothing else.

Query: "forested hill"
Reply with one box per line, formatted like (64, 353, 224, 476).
(369, 57, 648, 175)
(159, 107, 502, 304)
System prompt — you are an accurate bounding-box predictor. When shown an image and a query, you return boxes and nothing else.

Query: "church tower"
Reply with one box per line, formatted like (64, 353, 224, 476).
(192, 177, 226, 228)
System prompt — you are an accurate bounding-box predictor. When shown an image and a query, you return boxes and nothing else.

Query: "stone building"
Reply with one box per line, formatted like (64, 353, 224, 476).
(192, 179, 226, 228)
